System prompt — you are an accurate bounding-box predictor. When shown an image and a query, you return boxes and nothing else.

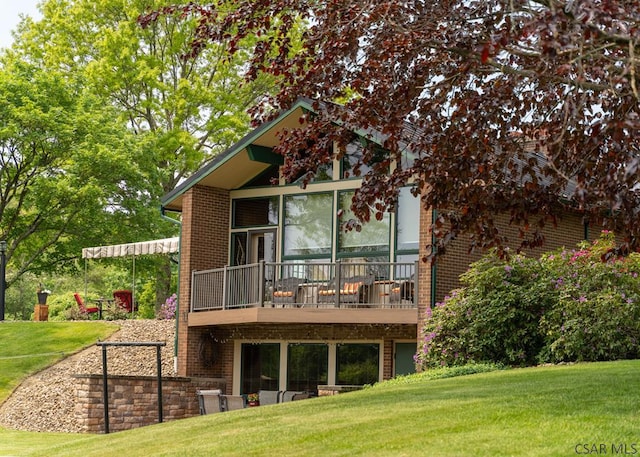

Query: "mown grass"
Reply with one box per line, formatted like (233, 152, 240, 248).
(13, 361, 640, 457)
(0, 322, 118, 402)
(1, 322, 638, 457)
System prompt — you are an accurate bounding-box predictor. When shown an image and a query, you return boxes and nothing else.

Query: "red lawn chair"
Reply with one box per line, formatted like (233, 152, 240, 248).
(112, 290, 135, 313)
(73, 293, 100, 316)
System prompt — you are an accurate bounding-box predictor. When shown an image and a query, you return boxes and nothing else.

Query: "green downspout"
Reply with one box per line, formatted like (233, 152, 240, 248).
(161, 207, 182, 367)
(430, 209, 438, 309)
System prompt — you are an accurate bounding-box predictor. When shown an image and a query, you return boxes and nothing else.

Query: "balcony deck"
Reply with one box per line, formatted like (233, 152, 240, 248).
(188, 260, 418, 326)
(188, 306, 418, 326)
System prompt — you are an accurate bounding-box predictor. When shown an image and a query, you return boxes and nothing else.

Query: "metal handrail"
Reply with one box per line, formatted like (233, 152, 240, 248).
(191, 261, 418, 312)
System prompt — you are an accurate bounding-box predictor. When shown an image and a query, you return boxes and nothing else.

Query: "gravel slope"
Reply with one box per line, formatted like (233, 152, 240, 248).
(0, 319, 176, 433)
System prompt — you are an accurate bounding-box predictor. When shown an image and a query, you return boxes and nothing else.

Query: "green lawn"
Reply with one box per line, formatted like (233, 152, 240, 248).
(0, 321, 119, 402)
(1, 322, 638, 456)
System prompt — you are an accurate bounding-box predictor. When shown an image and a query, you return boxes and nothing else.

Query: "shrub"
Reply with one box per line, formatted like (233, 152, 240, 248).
(417, 231, 640, 368)
(136, 281, 157, 319)
(418, 254, 552, 367)
(157, 293, 177, 320)
(46, 292, 77, 321)
(538, 232, 640, 362)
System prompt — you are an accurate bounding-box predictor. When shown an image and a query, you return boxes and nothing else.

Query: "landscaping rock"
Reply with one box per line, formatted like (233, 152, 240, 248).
(0, 319, 175, 433)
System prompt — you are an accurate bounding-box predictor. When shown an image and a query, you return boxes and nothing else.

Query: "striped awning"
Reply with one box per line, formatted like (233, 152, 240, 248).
(81, 237, 179, 259)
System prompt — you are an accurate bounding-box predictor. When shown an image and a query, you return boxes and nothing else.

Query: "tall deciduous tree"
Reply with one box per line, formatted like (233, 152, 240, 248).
(20, 0, 274, 196)
(0, 58, 143, 286)
(6, 0, 277, 307)
(178, 0, 640, 256)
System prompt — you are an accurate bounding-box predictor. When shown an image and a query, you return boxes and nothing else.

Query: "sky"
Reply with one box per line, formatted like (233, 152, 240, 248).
(0, 0, 43, 49)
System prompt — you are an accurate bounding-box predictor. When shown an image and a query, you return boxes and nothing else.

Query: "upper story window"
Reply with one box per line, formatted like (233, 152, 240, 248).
(289, 162, 333, 183)
(341, 140, 388, 179)
(232, 197, 279, 228)
(283, 193, 333, 258)
(337, 191, 390, 257)
(241, 165, 280, 188)
(288, 141, 334, 183)
(396, 186, 420, 252)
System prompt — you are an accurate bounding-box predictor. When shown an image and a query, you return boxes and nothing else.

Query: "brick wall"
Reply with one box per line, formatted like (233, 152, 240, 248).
(74, 375, 225, 433)
(417, 206, 434, 329)
(177, 185, 230, 376)
(434, 212, 588, 304)
(185, 323, 417, 385)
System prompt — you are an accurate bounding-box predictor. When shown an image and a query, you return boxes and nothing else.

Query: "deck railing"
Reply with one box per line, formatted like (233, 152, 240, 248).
(191, 260, 418, 312)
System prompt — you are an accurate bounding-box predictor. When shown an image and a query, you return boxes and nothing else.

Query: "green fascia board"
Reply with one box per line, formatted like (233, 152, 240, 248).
(160, 97, 317, 207)
(160, 97, 391, 208)
(247, 145, 283, 165)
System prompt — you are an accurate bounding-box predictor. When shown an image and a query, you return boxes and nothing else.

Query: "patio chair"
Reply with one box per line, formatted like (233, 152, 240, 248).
(113, 290, 135, 313)
(258, 390, 281, 405)
(280, 390, 305, 402)
(272, 277, 305, 305)
(317, 274, 375, 305)
(291, 392, 312, 401)
(73, 293, 100, 316)
(197, 389, 223, 414)
(390, 275, 415, 304)
(222, 395, 246, 411)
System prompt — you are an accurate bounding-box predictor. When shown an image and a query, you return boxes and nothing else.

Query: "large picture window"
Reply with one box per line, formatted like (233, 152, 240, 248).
(338, 191, 390, 256)
(283, 193, 333, 258)
(336, 343, 380, 385)
(287, 343, 328, 392)
(238, 341, 381, 394)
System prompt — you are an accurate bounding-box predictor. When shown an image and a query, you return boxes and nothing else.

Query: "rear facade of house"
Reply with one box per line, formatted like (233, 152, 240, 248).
(162, 99, 590, 397)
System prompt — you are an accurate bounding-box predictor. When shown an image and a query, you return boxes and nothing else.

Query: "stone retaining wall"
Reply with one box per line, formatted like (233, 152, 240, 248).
(74, 375, 225, 433)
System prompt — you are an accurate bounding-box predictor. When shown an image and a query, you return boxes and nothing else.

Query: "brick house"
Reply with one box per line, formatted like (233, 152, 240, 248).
(161, 98, 589, 397)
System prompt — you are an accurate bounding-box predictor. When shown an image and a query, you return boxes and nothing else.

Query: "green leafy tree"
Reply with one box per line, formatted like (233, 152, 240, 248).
(21, 0, 274, 196)
(6, 0, 278, 309)
(0, 57, 143, 288)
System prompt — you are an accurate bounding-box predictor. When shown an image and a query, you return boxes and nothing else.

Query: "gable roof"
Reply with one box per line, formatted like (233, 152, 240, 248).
(161, 97, 317, 211)
(161, 97, 578, 212)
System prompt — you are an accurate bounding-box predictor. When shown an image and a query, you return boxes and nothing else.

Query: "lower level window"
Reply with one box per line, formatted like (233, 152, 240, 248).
(241, 343, 280, 394)
(287, 343, 328, 391)
(239, 341, 381, 394)
(336, 343, 380, 385)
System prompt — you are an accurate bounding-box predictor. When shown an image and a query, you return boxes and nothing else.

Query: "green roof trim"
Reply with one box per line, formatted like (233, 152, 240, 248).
(247, 145, 283, 165)
(161, 97, 316, 207)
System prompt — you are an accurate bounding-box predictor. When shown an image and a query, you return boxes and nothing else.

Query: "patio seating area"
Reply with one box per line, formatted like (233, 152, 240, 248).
(73, 289, 137, 319)
(191, 260, 418, 312)
(197, 389, 312, 414)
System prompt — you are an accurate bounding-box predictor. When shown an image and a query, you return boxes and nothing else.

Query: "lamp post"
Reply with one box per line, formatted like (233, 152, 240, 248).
(0, 240, 6, 321)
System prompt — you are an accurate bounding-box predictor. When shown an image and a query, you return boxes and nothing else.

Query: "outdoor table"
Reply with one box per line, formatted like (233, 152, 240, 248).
(92, 297, 113, 319)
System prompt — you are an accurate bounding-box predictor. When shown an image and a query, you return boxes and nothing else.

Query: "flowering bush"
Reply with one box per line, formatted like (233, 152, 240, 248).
(417, 232, 640, 368)
(538, 231, 640, 362)
(158, 293, 177, 320)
